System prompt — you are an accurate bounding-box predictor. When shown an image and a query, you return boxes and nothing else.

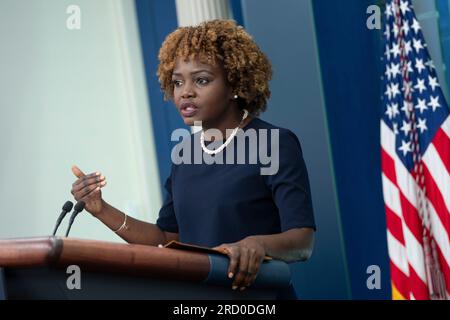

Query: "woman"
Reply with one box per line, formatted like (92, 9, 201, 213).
(70, 20, 316, 299)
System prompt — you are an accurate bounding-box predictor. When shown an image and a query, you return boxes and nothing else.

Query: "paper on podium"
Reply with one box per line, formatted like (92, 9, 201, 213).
(164, 240, 273, 261)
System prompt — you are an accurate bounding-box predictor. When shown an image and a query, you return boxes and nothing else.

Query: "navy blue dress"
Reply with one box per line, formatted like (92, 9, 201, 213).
(157, 117, 316, 299)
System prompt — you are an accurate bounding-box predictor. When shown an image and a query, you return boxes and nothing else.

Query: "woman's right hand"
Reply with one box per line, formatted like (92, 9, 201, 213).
(71, 165, 107, 216)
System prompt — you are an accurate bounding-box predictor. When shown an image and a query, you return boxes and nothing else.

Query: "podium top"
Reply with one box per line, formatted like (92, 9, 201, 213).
(0, 236, 210, 282)
(0, 236, 292, 289)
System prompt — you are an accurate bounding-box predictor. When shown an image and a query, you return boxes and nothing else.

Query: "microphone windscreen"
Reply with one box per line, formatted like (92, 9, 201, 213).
(74, 201, 85, 212)
(63, 201, 74, 212)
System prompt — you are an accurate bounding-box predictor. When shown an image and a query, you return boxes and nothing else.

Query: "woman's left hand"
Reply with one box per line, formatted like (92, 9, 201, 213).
(213, 236, 266, 291)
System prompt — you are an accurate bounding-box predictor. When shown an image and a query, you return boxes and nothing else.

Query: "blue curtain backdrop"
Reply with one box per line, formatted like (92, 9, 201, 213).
(312, 0, 391, 299)
(241, 0, 350, 299)
(135, 0, 187, 191)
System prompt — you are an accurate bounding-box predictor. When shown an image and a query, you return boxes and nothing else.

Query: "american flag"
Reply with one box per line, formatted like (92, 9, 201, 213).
(381, 0, 450, 300)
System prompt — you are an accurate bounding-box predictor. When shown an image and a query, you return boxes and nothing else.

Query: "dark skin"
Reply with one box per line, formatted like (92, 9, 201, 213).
(70, 57, 314, 292)
(171, 57, 252, 140)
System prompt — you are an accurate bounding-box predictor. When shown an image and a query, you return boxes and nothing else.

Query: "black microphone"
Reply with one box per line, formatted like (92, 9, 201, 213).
(52, 201, 74, 236)
(65, 201, 86, 237)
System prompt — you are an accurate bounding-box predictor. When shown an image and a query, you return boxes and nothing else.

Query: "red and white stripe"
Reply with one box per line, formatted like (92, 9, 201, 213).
(381, 119, 450, 299)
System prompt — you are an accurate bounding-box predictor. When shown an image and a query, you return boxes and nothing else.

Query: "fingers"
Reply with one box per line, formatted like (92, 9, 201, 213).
(217, 244, 262, 291)
(73, 180, 106, 200)
(225, 246, 239, 281)
(243, 252, 261, 288)
(71, 173, 106, 200)
(72, 172, 101, 187)
(73, 181, 103, 201)
(71, 165, 86, 178)
(83, 185, 101, 201)
(232, 247, 249, 290)
(230, 247, 261, 291)
(72, 174, 106, 193)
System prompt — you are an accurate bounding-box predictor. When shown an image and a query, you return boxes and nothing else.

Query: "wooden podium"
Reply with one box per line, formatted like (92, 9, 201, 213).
(0, 237, 292, 300)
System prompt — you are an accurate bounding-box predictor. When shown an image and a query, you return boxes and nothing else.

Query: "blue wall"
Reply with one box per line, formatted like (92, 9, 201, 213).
(241, 0, 351, 299)
(135, 0, 188, 190)
(229, 0, 244, 26)
(312, 0, 390, 299)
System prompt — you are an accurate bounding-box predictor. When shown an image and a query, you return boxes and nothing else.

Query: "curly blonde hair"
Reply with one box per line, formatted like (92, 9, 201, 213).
(157, 19, 272, 116)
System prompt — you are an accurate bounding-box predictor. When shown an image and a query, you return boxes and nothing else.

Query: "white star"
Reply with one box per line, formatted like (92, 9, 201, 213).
(425, 60, 435, 70)
(399, 140, 412, 156)
(400, 0, 411, 15)
(391, 43, 401, 58)
(390, 63, 401, 78)
(411, 18, 421, 34)
(392, 23, 400, 38)
(385, 65, 392, 80)
(415, 98, 428, 113)
(393, 122, 399, 135)
(400, 120, 412, 136)
(406, 61, 414, 75)
(385, 104, 393, 119)
(404, 41, 413, 55)
(417, 118, 427, 133)
(428, 96, 441, 111)
(402, 20, 410, 37)
(385, 45, 391, 60)
(415, 58, 426, 74)
(391, 103, 400, 117)
(385, 3, 393, 18)
(414, 78, 426, 94)
(391, 83, 401, 99)
(384, 25, 391, 40)
(413, 38, 424, 53)
(385, 84, 393, 100)
(401, 101, 412, 116)
(428, 75, 440, 91)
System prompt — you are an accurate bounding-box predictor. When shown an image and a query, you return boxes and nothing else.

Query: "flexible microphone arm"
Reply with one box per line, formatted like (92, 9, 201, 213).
(65, 201, 86, 237)
(52, 201, 74, 236)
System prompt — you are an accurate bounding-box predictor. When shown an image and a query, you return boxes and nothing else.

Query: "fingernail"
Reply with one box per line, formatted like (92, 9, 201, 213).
(100, 175, 105, 180)
(96, 172, 100, 176)
(232, 285, 238, 290)
(228, 272, 233, 278)
(101, 181, 106, 186)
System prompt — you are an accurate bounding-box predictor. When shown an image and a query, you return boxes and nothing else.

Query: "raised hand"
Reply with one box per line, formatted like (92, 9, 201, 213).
(71, 165, 107, 216)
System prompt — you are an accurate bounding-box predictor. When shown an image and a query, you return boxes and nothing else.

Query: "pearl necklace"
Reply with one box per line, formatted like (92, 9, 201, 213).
(200, 109, 249, 155)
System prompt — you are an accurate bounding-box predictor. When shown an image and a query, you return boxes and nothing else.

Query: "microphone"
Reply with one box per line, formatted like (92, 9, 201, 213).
(65, 201, 86, 237)
(52, 201, 74, 236)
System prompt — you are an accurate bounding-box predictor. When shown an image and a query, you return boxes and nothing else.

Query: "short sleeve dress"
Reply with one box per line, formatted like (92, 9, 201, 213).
(157, 117, 316, 299)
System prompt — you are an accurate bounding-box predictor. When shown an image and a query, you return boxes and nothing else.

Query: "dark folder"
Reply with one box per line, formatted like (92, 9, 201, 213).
(164, 240, 273, 261)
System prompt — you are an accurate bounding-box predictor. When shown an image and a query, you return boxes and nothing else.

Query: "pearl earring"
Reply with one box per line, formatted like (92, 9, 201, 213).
(233, 95, 238, 99)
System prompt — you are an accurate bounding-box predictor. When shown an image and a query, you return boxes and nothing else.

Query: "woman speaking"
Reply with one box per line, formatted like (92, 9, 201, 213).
(70, 19, 316, 299)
